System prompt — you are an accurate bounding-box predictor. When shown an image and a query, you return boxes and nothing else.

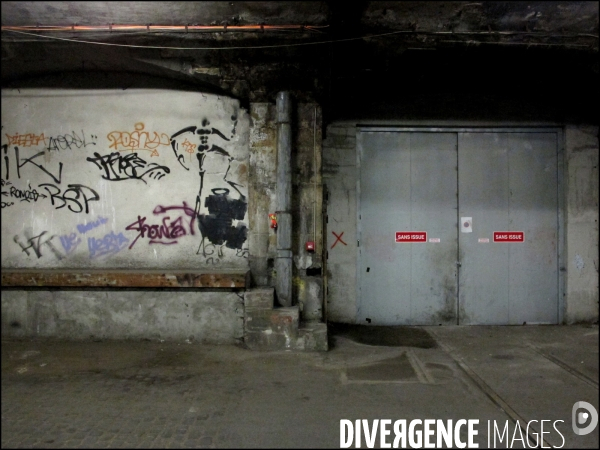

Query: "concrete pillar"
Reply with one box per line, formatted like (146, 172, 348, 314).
(275, 92, 293, 306)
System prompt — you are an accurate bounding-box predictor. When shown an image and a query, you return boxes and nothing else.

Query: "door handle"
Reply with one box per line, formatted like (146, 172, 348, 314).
(456, 261, 462, 267)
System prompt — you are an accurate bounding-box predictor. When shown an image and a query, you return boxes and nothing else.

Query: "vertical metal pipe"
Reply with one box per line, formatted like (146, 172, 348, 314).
(275, 91, 293, 307)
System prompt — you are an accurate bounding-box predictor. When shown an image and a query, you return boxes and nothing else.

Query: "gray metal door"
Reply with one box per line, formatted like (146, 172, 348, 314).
(358, 132, 459, 325)
(458, 132, 559, 324)
(358, 129, 559, 325)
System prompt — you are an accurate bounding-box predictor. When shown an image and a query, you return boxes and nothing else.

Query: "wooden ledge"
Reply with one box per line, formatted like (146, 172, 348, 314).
(1, 270, 250, 289)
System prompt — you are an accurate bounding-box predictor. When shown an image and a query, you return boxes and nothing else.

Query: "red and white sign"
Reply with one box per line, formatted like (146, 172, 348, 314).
(493, 231, 524, 242)
(396, 231, 427, 243)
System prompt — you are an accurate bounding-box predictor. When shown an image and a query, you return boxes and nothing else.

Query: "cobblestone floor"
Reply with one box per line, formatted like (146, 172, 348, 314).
(2, 325, 598, 448)
(3, 373, 231, 448)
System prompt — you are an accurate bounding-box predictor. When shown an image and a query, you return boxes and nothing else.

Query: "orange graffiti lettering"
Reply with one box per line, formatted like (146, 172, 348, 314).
(5, 133, 47, 147)
(182, 139, 197, 160)
(106, 123, 170, 157)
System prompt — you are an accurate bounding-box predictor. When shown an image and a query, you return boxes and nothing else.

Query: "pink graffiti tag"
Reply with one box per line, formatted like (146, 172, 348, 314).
(125, 201, 196, 249)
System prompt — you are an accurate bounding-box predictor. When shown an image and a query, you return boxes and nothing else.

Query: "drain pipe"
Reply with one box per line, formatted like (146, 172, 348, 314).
(275, 91, 293, 307)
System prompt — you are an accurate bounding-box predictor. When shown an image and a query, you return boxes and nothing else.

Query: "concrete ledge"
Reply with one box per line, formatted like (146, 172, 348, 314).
(1, 270, 250, 289)
(297, 322, 328, 351)
(244, 307, 299, 334)
(243, 306, 328, 351)
(244, 287, 274, 309)
(1, 290, 244, 343)
(244, 306, 299, 350)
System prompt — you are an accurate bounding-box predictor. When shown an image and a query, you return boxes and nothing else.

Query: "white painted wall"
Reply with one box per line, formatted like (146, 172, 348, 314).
(1, 89, 250, 270)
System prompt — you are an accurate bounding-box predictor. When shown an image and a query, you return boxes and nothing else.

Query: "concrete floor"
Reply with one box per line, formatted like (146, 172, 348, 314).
(1, 324, 598, 449)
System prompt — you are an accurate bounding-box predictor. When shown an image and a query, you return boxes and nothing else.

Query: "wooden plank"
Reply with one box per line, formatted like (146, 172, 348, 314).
(1, 271, 250, 288)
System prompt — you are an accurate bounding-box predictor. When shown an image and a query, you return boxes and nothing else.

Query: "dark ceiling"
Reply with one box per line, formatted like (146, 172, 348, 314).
(1, 2, 598, 122)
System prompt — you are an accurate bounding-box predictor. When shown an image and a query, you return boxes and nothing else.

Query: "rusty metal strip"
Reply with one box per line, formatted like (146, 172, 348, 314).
(1, 271, 249, 288)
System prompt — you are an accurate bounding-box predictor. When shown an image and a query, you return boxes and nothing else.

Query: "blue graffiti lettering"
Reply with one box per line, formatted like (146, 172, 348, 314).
(77, 216, 109, 234)
(88, 231, 129, 259)
(59, 233, 81, 254)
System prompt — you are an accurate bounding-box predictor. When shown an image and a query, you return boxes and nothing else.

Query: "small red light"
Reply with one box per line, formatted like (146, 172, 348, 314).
(269, 213, 277, 229)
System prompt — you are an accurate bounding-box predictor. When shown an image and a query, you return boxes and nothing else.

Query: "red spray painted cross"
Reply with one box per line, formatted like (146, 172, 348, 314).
(331, 231, 347, 249)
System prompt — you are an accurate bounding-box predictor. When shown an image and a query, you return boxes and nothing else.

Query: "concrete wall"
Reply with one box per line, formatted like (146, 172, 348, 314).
(564, 125, 599, 323)
(322, 124, 358, 323)
(248, 102, 324, 321)
(293, 104, 324, 322)
(324, 122, 599, 324)
(248, 103, 278, 287)
(2, 290, 243, 344)
(1, 88, 249, 270)
(1, 88, 251, 342)
(1, 92, 326, 343)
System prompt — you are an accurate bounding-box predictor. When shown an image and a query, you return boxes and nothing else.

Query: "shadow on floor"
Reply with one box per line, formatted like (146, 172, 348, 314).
(327, 322, 438, 349)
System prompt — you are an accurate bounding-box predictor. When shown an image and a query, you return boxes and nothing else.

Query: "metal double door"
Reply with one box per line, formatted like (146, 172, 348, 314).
(357, 130, 560, 325)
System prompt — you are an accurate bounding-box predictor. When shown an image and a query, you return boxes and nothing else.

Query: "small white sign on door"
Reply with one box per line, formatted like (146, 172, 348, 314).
(461, 217, 473, 233)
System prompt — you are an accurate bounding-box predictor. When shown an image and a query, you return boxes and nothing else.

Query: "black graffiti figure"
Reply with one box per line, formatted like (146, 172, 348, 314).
(170, 118, 247, 257)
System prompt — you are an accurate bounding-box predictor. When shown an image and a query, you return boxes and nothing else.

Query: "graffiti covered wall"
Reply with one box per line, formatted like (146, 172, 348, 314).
(1, 89, 250, 270)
